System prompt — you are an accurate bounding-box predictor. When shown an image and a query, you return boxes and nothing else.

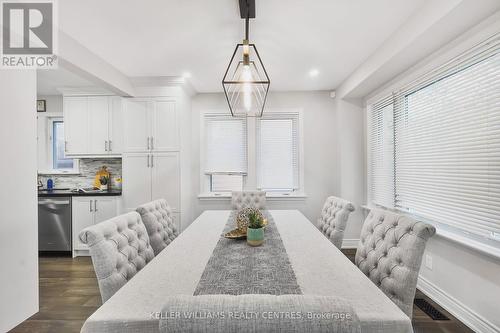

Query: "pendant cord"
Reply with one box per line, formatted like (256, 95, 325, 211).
(245, 0, 249, 40)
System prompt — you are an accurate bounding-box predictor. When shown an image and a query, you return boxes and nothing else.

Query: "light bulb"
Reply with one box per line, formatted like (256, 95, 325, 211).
(242, 64, 252, 111)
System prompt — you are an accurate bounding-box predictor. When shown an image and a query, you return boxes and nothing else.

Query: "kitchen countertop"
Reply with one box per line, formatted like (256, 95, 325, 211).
(38, 189, 122, 197)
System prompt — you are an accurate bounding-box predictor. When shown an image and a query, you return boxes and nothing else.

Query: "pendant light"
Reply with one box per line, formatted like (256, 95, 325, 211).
(222, 0, 270, 117)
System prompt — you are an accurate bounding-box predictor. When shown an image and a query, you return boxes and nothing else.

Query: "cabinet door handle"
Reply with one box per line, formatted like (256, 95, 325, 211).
(151, 137, 154, 150)
(147, 137, 150, 150)
(65, 141, 68, 152)
(89, 200, 93, 212)
(105, 140, 108, 151)
(147, 154, 150, 168)
(109, 140, 112, 152)
(151, 155, 154, 168)
(94, 200, 98, 212)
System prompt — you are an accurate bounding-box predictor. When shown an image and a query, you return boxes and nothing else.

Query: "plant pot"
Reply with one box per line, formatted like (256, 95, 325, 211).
(247, 227, 264, 246)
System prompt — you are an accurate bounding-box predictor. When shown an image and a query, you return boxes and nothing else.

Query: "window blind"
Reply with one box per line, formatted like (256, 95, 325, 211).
(211, 174, 244, 192)
(368, 35, 500, 239)
(257, 116, 299, 191)
(394, 47, 500, 238)
(368, 98, 395, 208)
(205, 115, 247, 174)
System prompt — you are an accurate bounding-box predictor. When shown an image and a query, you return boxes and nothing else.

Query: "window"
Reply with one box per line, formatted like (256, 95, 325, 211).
(368, 40, 500, 240)
(52, 120, 74, 170)
(368, 99, 394, 208)
(204, 115, 247, 193)
(257, 115, 299, 192)
(201, 111, 304, 197)
(43, 117, 78, 174)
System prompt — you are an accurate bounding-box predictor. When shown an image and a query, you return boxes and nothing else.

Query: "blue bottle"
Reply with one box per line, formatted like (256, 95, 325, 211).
(47, 178, 54, 190)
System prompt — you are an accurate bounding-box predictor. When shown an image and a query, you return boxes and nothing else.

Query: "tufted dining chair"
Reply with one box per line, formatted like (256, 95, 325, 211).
(136, 199, 178, 256)
(355, 208, 436, 318)
(79, 212, 155, 302)
(231, 191, 266, 211)
(317, 196, 355, 249)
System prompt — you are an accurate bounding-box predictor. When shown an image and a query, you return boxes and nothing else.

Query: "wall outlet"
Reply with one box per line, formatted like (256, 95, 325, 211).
(425, 254, 433, 270)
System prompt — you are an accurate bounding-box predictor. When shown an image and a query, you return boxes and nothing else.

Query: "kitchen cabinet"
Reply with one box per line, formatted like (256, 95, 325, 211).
(123, 99, 151, 152)
(88, 97, 110, 154)
(122, 152, 180, 213)
(151, 152, 180, 210)
(72, 196, 118, 255)
(64, 96, 123, 157)
(123, 98, 178, 153)
(152, 100, 178, 151)
(64, 97, 88, 155)
(122, 153, 152, 211)
(122, 96, 183, 230)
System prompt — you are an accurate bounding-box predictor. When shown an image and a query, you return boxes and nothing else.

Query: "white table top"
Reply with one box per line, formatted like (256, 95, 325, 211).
(81, 210, 412, 333)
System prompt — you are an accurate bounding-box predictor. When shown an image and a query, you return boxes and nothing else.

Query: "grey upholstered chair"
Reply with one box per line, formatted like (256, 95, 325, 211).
(317, 196, 355, 249)
(136, 199, 178, 256)
(79, 212, 155, 302)
(355, 208, 436, 318)
(231, 191, 266, 210)
(160, 295, 361, 333)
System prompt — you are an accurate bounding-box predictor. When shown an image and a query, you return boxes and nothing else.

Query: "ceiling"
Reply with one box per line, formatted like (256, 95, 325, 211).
(37, 67, 96, 95)
(57, 0, 427, 93)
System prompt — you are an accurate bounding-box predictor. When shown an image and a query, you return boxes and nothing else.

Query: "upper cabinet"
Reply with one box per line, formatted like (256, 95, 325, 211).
(123, 98, 178, 153)
(63, 96, 123, 157)
(152, 99, 178, 151)
(64, 97, 89, 155)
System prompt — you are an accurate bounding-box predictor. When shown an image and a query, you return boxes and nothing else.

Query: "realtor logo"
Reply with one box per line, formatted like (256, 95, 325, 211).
(1, 0, 57, 68)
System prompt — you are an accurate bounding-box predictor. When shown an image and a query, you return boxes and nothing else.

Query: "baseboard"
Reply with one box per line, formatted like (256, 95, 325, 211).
(417, 276, 500, 333)
(342, 238, 360, 249)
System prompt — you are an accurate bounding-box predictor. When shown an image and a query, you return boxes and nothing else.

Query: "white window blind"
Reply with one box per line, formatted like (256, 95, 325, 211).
(368, 98, 395, 208)
(368, 36, 500, 239)
(211, 174, 244, 192)
(395, 48, 500, 238)
(257, 116, 299, 192)
(205, 115, 247, 174)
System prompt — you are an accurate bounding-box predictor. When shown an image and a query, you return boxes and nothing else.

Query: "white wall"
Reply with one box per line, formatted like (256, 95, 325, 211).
(335, 13, 500, 332)
(334, 98, 366, 245)
(0, 70, 39, 331)
(190, 91, 338, 225)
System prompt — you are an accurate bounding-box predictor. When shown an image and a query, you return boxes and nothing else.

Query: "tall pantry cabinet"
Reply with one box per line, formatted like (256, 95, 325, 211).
(121, 97, 182, 231)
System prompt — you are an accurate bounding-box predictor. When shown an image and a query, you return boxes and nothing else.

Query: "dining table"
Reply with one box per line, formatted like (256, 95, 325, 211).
(81, 210, 413, 333)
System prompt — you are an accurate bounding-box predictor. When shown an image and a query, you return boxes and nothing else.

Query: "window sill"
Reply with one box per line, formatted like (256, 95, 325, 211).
(38, 170, 81, 175)
(198, 193, 308, 201)
(362, 204, 500, 261)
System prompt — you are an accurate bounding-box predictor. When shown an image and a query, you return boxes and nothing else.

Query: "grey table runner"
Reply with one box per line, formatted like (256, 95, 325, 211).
(194, 211, 302, 296)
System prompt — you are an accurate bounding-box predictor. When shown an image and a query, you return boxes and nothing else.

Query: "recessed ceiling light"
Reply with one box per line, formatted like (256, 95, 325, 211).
(182, 72, 192, 79)
(309, 69, 319, 77)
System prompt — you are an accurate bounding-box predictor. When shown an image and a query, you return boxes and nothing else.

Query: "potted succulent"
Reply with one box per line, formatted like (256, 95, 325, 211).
(247, 210, 265, 246)
(99, 175, 109, 191)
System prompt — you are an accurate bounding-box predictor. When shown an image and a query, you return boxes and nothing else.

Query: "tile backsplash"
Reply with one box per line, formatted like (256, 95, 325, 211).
(38, 158, 122, 190)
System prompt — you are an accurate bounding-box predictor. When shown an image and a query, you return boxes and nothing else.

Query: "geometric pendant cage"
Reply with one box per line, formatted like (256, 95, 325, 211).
(222, 0, 270, 117)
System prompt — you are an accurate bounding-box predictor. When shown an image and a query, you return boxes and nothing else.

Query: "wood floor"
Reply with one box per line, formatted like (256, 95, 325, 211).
(9, 252, 473, 333)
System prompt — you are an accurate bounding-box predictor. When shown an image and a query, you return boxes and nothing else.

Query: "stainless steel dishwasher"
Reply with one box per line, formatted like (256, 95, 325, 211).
(38, 197, 72, 252)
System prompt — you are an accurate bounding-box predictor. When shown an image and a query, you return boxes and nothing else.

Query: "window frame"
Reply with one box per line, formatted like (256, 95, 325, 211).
(365, 35, 500, 258)
(199, 109, 305, 198)
(44, 117, 79, 175)
(256, 112, 302, 194)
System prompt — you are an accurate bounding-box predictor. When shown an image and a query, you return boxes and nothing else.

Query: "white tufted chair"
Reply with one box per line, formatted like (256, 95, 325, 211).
(355, 208, 436, 318)
(136, 199, 178, 256)
(231, 191, 266, 211)
(79, 212, 155, 302)
(317, 196, 355, 249)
